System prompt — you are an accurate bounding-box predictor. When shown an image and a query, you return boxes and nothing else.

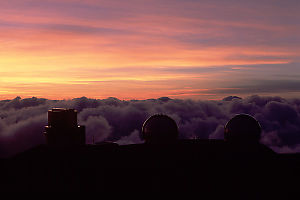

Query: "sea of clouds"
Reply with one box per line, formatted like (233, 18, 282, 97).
(1, 95, 300, 157)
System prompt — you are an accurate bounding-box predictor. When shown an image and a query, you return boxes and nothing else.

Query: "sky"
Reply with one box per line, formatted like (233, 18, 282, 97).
(0, 0, 299, 100)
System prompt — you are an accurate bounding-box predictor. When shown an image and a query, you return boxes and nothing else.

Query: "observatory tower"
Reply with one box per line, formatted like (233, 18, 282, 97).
(44, 108, 85, 146)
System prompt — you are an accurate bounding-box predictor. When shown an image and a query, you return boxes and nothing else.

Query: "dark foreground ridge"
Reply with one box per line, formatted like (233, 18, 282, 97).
(0, 109, 300, 197)
(1, 141, 300, 197)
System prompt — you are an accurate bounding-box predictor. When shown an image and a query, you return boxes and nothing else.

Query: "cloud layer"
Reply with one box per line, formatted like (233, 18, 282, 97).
(1, 95, 300, 157)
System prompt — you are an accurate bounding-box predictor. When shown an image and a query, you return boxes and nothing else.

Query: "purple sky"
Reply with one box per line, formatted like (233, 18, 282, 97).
(0, 0, 299, 100)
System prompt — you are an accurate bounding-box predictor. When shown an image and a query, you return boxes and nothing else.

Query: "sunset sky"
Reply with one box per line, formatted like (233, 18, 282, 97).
(0, 0, 299, 100)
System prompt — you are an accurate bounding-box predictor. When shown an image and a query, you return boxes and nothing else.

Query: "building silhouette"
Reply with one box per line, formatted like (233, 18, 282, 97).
(44, 108, 85, 146)
(224, 113, 261, 143)
(141, 114, 178, 144)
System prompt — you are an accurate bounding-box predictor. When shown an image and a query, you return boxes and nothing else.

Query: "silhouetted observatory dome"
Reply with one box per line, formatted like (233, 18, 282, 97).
(142, 114, 178, 144)
(224, 114, 261, 143)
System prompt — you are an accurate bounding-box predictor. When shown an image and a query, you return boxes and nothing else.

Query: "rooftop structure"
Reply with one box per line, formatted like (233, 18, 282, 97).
(44, 108, 85, 146)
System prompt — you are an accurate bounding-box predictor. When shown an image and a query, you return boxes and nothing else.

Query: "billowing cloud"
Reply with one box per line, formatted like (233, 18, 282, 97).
(84, 115, 112, 144)
(1, 95, 300, 157)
